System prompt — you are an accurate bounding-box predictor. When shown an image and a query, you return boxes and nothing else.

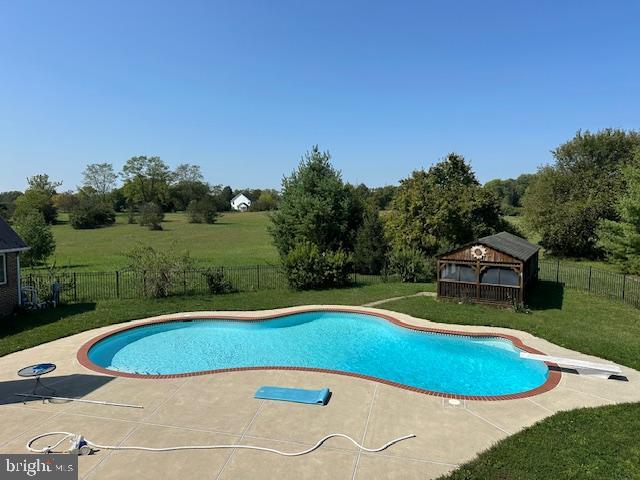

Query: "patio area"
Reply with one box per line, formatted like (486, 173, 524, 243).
(1, 305, 639, 479)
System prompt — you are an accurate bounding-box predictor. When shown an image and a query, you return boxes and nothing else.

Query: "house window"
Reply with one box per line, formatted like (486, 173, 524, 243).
(480, 267, 519, 286)
(441, 263, 476, 282)
(0, 254, 6, 285)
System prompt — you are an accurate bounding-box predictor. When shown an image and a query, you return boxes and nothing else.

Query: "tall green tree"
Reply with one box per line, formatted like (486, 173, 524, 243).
(173, 164, 204, 183)
(353, 207, 389, 274)
(168, 163, 209, 211)
(370, 185, 398, 210)
(484, 173, 535, 215)
(13, 174, 61, 224)
(269, 146, 362, 257)
(82, 163, 118, 201)
(523, 129, 640, 257)
(121, 156, 172, 207)
(598, 160, 640, 273)
(387, 153, 502, 256)
(13, 211, 56, 266)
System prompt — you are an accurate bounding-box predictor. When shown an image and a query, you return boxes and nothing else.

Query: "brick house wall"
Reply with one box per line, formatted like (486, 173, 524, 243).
(0, 252, 19, 316)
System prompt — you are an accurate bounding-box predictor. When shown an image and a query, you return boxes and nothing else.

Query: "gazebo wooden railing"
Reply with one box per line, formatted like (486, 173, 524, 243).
(437, 280, 520, 304)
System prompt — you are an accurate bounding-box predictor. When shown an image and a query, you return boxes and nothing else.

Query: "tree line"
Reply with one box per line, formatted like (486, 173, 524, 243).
(6, 128, 640, 279)
(0, 155, 398, 266)
(481, 129, 640, 275)
(270, 147, 506, 288)
(271, 128, 640, 289)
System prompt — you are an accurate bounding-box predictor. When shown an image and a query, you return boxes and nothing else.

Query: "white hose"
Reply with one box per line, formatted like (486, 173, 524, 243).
(27, 432, 415, 457)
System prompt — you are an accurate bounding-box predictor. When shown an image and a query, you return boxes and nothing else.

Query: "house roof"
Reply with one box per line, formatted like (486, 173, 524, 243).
(0, 217, 28, 252)
(440, 231, 539, 262)
(230, 193, 251, 203)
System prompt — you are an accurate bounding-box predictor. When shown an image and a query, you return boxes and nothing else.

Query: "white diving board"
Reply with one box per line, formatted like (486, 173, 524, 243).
(520, 352, 622, 379)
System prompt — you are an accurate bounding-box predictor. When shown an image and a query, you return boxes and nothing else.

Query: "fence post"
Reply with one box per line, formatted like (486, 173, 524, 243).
(73, 272, 77, 302)
(588, 267, 592, 291)
(556, 260, 560, 283)
(116, 271, 120, 299)
(622, 274, 626, 300)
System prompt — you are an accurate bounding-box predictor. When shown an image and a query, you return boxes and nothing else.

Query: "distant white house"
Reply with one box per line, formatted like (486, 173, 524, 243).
(230, 193, 252, 212)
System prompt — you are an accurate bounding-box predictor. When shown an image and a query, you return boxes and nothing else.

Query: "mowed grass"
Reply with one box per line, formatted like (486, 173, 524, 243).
(438, 402, 640, 480)
(44, 211, 279, 271)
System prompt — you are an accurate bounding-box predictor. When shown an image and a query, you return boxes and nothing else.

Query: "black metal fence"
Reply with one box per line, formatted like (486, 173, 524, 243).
(21, 259, 640, 308)
(21, 265, 392, 303)
(538, 259, 640, 308)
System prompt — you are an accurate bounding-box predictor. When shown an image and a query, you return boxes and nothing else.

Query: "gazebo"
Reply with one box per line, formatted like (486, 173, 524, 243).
(436, 231, 539, 305)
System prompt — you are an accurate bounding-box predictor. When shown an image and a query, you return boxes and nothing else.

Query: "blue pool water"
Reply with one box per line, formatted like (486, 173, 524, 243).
(88, 311, 549, 396)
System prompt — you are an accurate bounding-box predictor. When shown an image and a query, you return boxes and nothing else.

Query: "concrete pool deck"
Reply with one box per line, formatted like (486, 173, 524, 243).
(1, 305, 639, 479)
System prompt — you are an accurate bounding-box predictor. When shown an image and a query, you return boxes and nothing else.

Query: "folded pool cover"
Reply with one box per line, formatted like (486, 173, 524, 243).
(255, 386, 331, 405)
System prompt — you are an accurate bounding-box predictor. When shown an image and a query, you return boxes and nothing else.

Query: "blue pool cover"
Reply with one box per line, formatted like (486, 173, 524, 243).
(255, 386, 331, 405)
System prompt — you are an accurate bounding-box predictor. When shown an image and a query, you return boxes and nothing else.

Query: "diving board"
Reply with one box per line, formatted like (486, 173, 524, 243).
(520, 352, 622, 379)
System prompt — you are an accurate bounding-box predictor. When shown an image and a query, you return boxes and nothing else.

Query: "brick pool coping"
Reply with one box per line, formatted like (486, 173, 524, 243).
(76, 307, 561, 401)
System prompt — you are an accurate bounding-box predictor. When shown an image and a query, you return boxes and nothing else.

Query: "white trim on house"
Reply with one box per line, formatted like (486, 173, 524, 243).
(0, 247, 29, 254)
(0, 253, 6, 286)
(16, 253, 21, 305)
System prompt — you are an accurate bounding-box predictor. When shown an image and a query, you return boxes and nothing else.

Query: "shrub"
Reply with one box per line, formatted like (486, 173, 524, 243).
(69, 199, 116, 229)
(283, 242, 353, 290)
(13, 211, 56, 266)
(187, 198, 219, 224)
(138, 203, 164, 230)
(202, 268, 235, 294)
(389, 247, 435, 283)
(126, 244, 192, 298)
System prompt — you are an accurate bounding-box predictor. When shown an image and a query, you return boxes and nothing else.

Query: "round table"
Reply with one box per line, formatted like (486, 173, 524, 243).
(18, 363, 57, 396)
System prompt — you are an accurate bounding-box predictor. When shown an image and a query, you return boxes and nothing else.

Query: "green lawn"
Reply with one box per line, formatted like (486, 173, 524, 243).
(41, 211, 623, 274)
(438, 402, 640, 480)
(41, 211, 278, 271)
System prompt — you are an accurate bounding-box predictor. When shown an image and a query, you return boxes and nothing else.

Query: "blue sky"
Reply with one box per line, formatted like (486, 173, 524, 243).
(1, 0, 639, 192)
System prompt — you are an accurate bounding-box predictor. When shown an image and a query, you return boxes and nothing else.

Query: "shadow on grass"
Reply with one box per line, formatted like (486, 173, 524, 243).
(0, 303, 97, 338)
(0, 374, 115, 406)
(528, 281, 564, 310)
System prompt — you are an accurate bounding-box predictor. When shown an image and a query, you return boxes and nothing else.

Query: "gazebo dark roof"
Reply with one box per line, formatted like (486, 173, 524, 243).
(439, 231, 539, 262)
(476, 231, 539, 261)
(0, 217, 28, 252)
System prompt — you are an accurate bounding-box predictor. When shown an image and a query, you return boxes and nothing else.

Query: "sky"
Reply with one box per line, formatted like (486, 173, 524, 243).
(1, 0, 639, 192)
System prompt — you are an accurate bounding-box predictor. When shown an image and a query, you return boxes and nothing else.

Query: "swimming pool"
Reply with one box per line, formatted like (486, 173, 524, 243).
(81, 310, 556, 398)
